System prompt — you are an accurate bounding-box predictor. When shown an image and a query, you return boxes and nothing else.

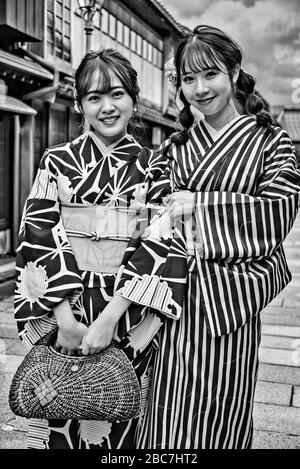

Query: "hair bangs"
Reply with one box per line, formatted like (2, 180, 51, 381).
(80, 58, 112, 98)
(180, 38, 225, 75)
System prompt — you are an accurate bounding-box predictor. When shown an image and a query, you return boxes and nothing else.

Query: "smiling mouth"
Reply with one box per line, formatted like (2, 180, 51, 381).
(196, 96, 216, 105)
(100, 116, 120, 124)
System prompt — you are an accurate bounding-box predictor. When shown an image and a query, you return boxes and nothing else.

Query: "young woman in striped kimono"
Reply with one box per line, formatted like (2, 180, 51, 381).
(13, 49, 185, 449)
(108, 26, 300, 448)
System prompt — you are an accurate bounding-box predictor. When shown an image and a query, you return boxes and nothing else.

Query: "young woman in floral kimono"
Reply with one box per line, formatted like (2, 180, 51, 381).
(13, 49, 185, 449)
(103, 26, 300, 448)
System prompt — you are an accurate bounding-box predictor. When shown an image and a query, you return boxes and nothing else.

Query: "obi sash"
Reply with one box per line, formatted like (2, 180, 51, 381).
(61, 203, 143, 273)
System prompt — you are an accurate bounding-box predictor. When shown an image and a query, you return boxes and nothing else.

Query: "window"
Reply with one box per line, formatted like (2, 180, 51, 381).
(101, 9, 109, 34)
(148, 43, 153, 62)
(136, 35, 142, 55)
(131, 30, 136, 53)
(153, 47, 157, 66)
(47, 0, 71, 61)
(0, 116, 12, 233)
(49, 105, 69, 146)
(142, 39, 148, 59)
(108, 14, 116, 38)
(153, 47, 163, 68)
(117, 20, 123, 43)
(124, 25, 130, 48)
(157, 50, 163, 68)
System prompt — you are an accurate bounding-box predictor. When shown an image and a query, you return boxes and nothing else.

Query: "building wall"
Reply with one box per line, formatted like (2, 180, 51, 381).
(0, 0, 184, 255)
(71, 2, 164, 110)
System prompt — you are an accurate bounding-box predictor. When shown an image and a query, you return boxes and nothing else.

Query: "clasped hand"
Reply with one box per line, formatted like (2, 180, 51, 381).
(56, 315, 116, 356)
(55, 295, 131, 356)
(163, 190, 195, 218)
(80, 314, 116, 355)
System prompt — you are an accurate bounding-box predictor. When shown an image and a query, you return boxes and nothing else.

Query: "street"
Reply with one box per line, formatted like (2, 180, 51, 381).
(1, 215, 300, 449)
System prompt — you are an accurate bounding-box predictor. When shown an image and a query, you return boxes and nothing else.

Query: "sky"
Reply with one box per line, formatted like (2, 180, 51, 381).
(159, 0, 300, 108)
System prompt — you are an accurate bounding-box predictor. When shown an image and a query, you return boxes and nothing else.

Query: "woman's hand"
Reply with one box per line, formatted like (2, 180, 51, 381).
(163, 190, 195, 218)
(56, 321, 88, 355)
(80, 295, 132, 355)
(80, 314, 117, 355)
(53, 297, 87, 355)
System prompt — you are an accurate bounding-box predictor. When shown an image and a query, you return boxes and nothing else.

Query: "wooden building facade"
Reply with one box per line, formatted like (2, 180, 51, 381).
(0, 0, 185, 256)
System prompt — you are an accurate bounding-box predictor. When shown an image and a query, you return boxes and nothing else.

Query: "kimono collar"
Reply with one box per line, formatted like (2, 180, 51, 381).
(85, 131, 140, 156)
(201, 115, 246, 142)
(186, 114, 258, 191)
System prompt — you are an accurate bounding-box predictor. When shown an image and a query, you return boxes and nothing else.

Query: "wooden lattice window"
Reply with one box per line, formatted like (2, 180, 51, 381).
(47, 0, 71, 62)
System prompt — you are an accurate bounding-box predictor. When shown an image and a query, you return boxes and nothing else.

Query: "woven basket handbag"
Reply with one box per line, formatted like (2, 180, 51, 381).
(9, 329, 141, 421)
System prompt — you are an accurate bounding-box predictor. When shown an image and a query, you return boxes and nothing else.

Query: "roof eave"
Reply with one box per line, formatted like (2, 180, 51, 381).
(148, 0, 186, 34)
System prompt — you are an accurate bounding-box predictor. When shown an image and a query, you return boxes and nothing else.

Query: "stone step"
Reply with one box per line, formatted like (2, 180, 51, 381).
(252, 430, 300, 449)
(254, 381, 292, 406)
(0, 312, 16, 324)
(253, 402, 300, 435)
(258, 363, 300, 386)
(261, 312, 300, 327)
(0, 395, 27, 450)
(0, 355, 23, 374)
(0, 297, 13, 314)
(267, 297, 283, 307)
(261, 325, 300, 338)
(0, 429, 27, 449)
(263, 305, 300, 316)
(0, 324, 19, 340)
(0, 374, 15, 400)
(2, 338, 26, 356)
(292, 386, 300, 408)
(0, 398, 18, 427)
(0, 280, 14, 301)
(261, 334, 300, 350)
(259, 347, 300, 367)
(282, 298, 300, 308)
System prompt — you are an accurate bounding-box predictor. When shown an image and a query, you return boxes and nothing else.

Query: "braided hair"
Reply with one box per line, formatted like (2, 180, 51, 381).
(171, 25, 273, 145)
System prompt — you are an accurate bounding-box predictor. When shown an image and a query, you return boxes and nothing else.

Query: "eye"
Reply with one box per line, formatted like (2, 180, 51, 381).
(111, 89, 125, 98)
(87, 94, 100, 103)
(182, 75, 194, 84)
(206, 70, 218, 79)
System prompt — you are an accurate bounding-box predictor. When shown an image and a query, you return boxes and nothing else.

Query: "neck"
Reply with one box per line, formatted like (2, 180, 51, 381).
(204, 100, 240, 131)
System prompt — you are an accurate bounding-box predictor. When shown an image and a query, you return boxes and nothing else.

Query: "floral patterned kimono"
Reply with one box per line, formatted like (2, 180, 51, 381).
(116, 116, 300, 449)
(14, 131, 185, 449)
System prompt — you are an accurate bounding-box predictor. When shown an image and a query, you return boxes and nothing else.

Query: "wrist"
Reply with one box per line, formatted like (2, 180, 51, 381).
(56, 313, 78, 330)
(54, 298, 78, 329)
(96, 309, 119, 325)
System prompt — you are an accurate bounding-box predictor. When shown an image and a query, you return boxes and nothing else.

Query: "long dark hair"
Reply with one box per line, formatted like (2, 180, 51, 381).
(74, 48, 142, 138)
(171, 25, 273, 145)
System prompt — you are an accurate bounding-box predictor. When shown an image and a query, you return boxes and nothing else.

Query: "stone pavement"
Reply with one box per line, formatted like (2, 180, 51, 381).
(1, 219, 300, 450)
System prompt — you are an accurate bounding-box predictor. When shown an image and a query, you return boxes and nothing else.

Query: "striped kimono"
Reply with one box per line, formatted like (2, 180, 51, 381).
(13, 131, 186, 449)
(116, 115, 300, 449)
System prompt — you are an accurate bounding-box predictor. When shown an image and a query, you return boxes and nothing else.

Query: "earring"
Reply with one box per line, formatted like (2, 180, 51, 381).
(74, 100, 81, 114)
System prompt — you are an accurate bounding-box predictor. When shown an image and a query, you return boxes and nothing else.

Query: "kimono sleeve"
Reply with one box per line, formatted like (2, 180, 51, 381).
(115, 146, 187, 320)
(14, 151, 84, 323)
(194, 130, 300, 263)
(145, 146, 171, 203)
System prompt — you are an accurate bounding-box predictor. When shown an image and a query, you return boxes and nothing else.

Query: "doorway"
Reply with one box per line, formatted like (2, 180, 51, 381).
(0, 114, 12, 255)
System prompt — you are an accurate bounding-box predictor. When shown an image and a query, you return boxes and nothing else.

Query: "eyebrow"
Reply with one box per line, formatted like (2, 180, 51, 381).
(181, 67, 216, 76)
(85, 86, 125, 95)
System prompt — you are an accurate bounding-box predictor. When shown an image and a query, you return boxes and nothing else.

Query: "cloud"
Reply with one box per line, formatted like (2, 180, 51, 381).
(160, 0, 300, 106)
(162, 0, 262, 19)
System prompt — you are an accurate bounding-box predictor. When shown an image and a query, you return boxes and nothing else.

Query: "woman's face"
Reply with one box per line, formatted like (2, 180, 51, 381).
(180, 62, 239, 122)
(81, 69, 134, 146)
